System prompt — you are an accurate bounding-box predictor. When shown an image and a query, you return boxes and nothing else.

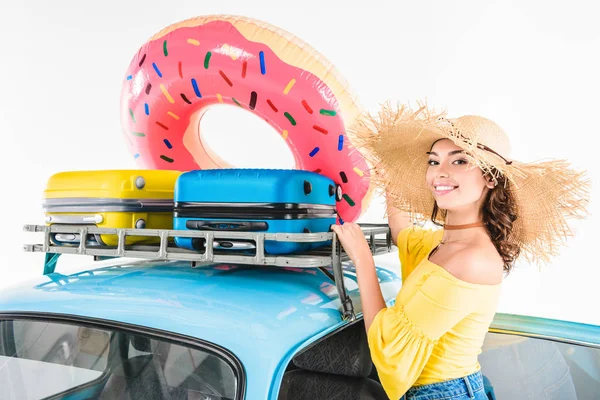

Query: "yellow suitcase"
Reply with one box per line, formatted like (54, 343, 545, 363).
(43, 170, 182, 246)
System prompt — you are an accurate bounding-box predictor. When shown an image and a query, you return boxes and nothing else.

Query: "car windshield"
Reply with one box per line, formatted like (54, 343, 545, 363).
(0, 317, 241, 400)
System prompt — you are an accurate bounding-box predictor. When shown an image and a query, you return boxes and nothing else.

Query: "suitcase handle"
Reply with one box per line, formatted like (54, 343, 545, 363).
(185, 220, 269, 231)
(190, 238, 257, 252)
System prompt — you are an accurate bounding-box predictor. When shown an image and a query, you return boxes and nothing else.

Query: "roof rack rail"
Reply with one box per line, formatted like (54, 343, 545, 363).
(23, 223, 394, 321)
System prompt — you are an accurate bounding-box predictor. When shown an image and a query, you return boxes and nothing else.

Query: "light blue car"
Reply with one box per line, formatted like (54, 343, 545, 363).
(0, 224, 599, 399)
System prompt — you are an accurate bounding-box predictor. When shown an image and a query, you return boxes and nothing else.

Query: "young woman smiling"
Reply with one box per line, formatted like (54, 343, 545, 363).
(332, 103, 590, 400)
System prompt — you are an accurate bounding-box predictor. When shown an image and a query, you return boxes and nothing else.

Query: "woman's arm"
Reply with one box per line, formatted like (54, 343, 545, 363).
(330, 194, 413, 330)
(331, 223, 386, 331)
(354, 256, 387, 331)
(386, 194, 412, 246)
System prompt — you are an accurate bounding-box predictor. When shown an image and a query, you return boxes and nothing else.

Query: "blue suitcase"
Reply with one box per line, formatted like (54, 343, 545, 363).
(173, 169, 341, 254)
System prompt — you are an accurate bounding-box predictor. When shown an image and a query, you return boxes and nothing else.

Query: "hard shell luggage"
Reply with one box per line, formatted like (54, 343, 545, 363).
(43, 169, 182, 246)
(173, 169, 342, 254)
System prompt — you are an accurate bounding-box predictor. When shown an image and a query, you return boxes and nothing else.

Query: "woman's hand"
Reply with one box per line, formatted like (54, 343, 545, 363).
(332, 222, 386, 331)
(331, 223, 374, 267)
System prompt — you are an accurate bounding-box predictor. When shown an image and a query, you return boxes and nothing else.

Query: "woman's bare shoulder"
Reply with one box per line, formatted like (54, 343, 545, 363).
(443, 240, 504, 285)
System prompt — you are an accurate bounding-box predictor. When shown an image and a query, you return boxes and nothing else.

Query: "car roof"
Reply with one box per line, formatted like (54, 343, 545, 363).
(0, 254, 402, 372)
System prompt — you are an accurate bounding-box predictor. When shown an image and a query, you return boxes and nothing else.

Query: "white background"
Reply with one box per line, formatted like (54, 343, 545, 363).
(0, 1, 598, 325)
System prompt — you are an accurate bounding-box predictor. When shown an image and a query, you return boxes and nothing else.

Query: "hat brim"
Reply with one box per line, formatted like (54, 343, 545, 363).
(348, 101, 591, 265)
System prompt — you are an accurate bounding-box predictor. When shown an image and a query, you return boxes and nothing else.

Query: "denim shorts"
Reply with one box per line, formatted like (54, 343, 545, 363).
(400, 371, 488, 400)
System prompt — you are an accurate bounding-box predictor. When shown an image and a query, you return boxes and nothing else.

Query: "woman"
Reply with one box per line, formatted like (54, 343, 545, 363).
(332, 103, 589, 400)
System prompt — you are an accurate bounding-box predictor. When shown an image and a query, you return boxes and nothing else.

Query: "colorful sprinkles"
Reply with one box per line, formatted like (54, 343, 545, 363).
(152, 62, 163, 78)
(180, 93, 192, 104)
(191, 79, 202, 97)
(320, 109, 336, 116)
(284, 79, 295, 95)
(338, 135, 344, 151)
(302, 100, 313, 114)
(160, 84, 174, 104)
(144, 103, 150, 115)
(309, 147, 320, 157)
(284, 112, 296, 126)
(163, 139, 173, 149)
(267, 99, 278, 112)
(249, 91, 257, 110)
(204, 52, 212, 69)
(259, 51, 266, 74)
(339, 171, 348, 183)
(163, 40, 168, 56)
(313, 125, 328, 135)
(160, 155, 174, 163)
(219, 70, 233, 86)
(342, 194, 355, 206)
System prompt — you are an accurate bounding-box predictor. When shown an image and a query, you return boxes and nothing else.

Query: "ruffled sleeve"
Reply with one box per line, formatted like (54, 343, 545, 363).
(367, 271, 479, 400)
(397, 226, 443, 281)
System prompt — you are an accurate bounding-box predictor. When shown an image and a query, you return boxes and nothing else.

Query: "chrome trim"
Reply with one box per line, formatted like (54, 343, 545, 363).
(488, 328, 600, 349)
(45, 214, 104, 224)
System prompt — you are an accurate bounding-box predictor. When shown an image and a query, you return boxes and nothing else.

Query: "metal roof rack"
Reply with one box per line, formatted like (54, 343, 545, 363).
(23, 223, 394, 321)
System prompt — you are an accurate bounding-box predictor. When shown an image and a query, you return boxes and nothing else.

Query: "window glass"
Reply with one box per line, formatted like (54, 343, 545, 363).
(0, 318, 240, 400)
(480, 333, 600, 400)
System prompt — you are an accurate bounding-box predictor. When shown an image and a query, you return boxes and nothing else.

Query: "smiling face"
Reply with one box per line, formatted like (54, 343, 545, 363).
(425, 139, 495, 214)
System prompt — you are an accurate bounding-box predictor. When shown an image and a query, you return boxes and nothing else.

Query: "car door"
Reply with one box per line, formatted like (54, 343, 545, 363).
(479, 313, 600, 400)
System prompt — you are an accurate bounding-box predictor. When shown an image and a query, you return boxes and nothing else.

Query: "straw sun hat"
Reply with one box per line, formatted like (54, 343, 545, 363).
(348, 102, 591, 265)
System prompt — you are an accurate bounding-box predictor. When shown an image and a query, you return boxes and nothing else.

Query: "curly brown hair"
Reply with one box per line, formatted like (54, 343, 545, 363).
(430, 171, 520, 273)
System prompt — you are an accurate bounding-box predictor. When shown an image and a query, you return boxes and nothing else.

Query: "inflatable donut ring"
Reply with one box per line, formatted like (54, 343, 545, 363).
(120, 15, 373, 223)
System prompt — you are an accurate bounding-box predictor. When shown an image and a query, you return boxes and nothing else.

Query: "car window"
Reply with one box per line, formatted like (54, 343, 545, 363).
(0, 318, 241, 400)
(480, 332, 600, 400)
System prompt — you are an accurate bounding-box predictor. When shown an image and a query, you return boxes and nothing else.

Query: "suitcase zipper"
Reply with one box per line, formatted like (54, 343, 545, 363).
(174, 202, 337, 220)
(43, 198, 174, 213)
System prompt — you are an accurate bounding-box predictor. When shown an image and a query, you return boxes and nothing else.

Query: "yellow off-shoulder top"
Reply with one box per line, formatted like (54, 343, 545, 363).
(367, 226, 502, 400)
